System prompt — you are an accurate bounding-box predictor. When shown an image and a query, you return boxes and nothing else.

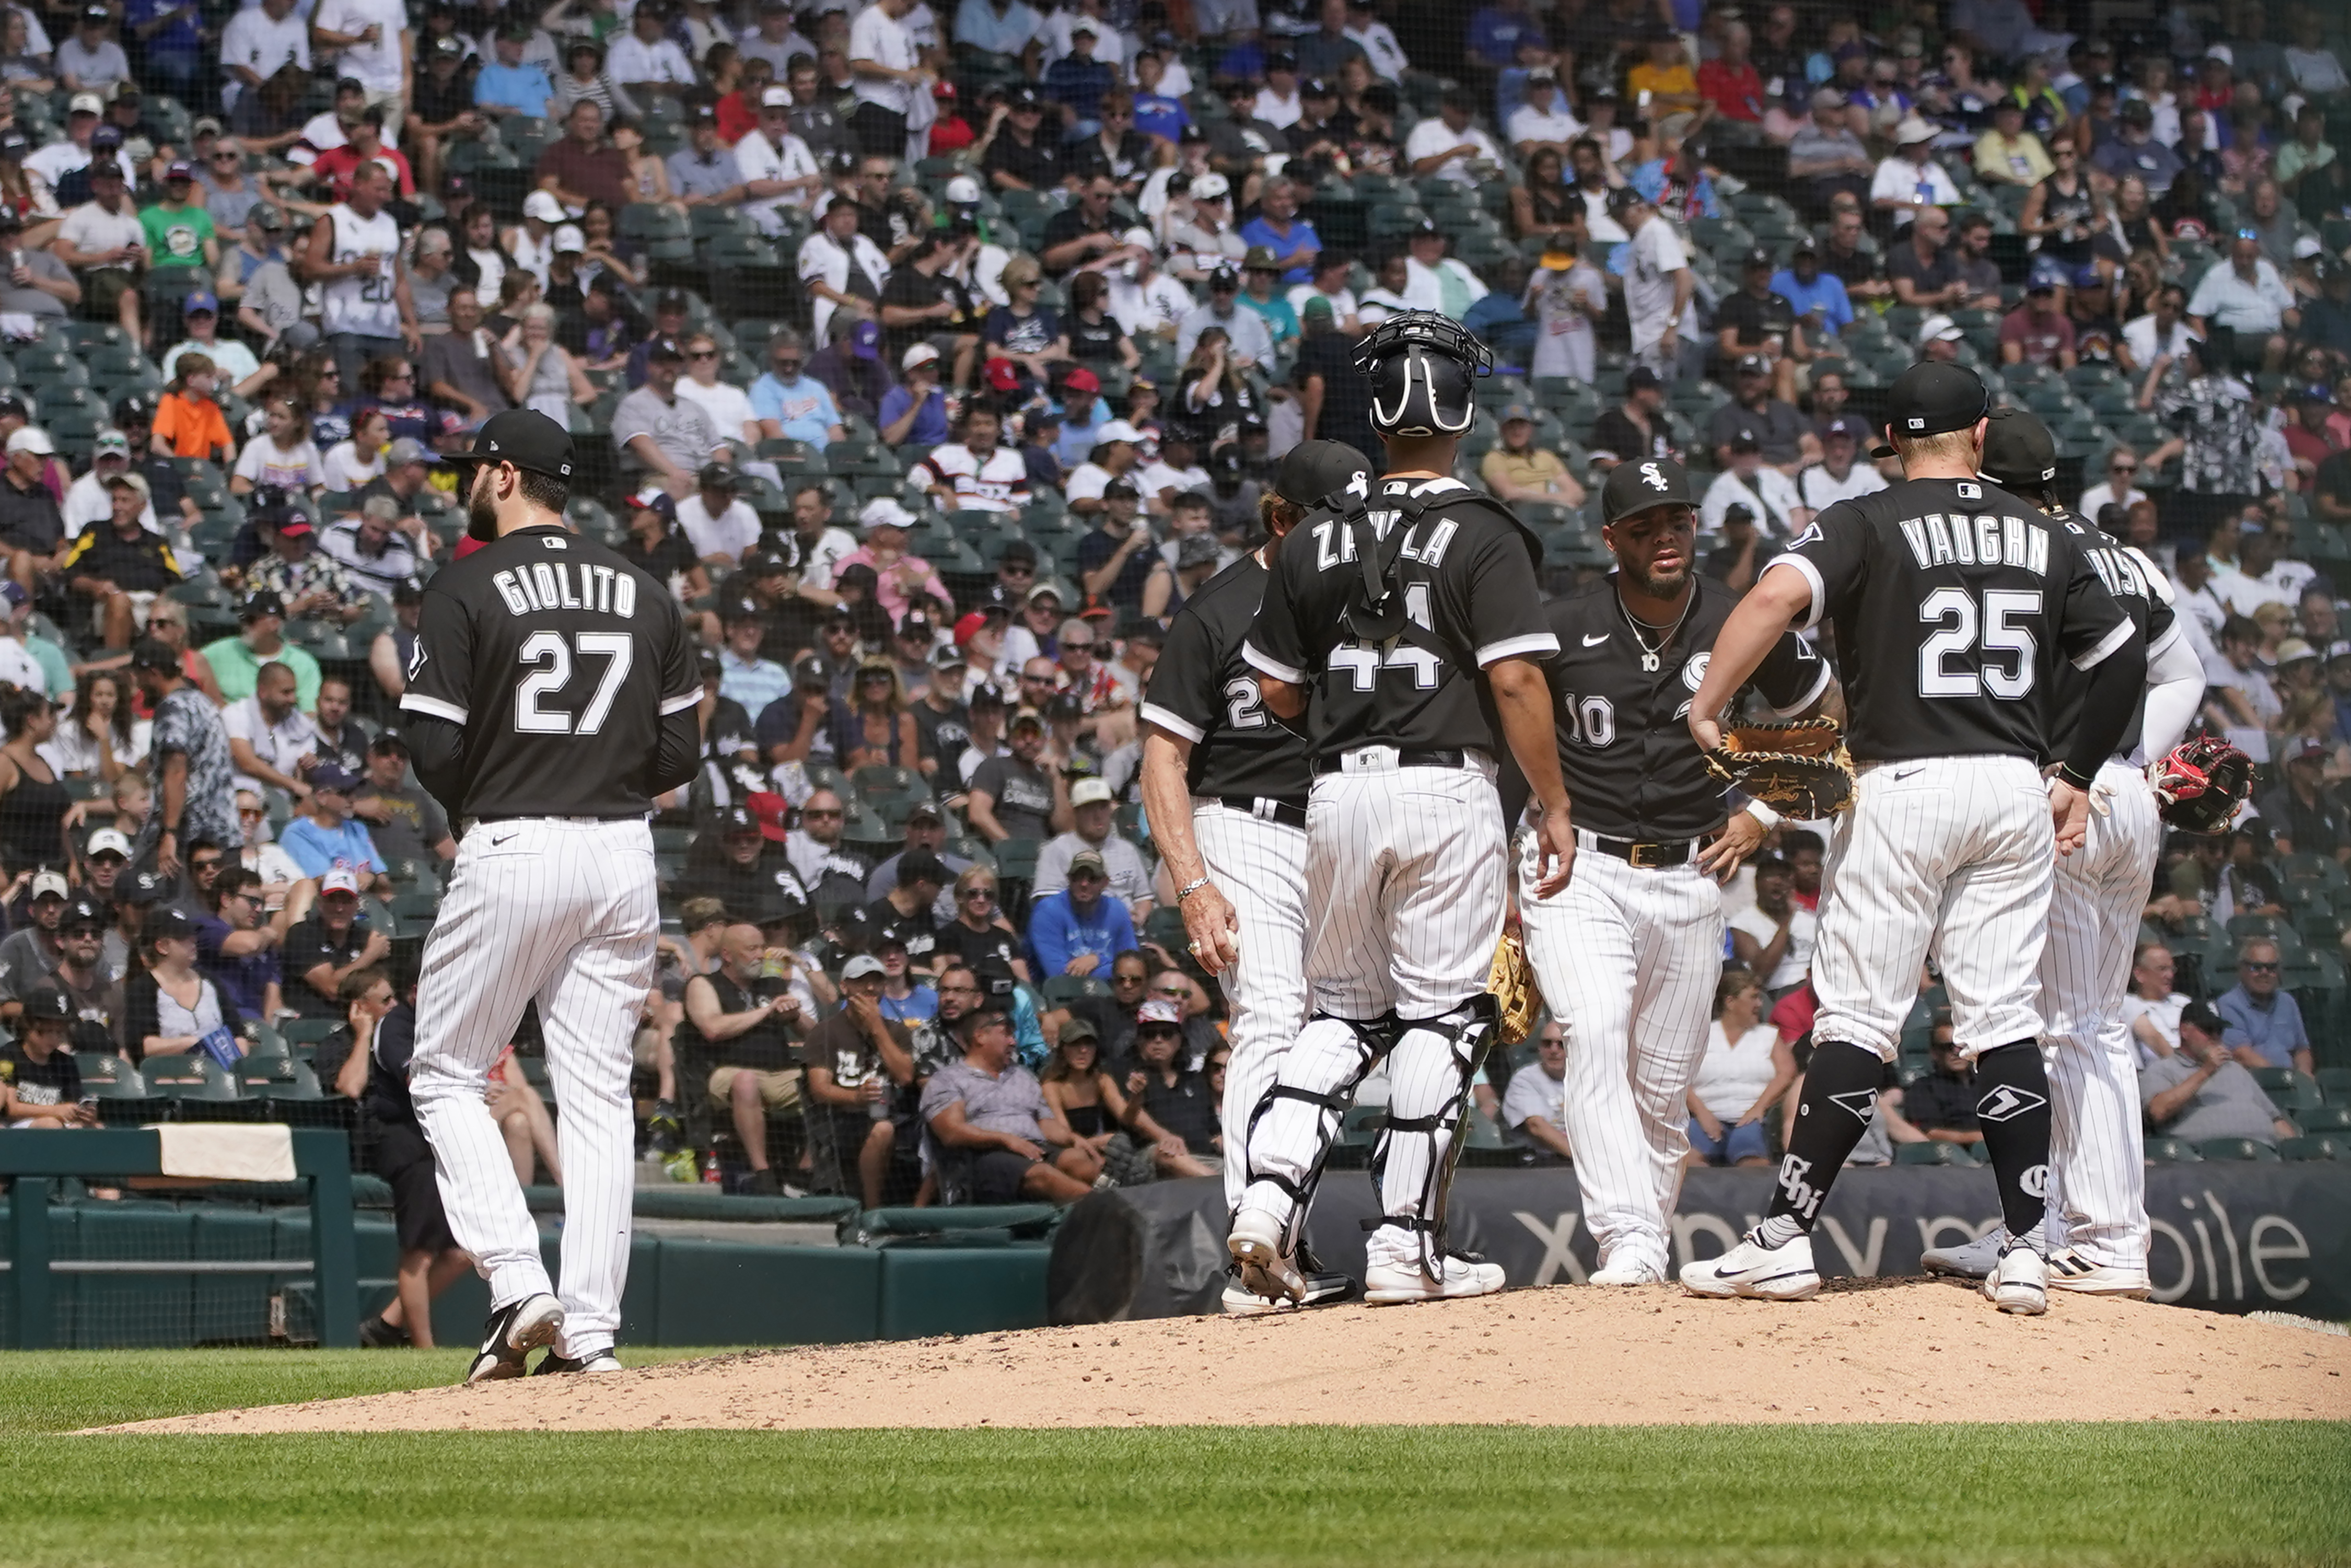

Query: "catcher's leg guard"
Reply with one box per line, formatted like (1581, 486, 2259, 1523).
(1233, 1012, 1396, 1251)
(1366, 995, 1498, 1277)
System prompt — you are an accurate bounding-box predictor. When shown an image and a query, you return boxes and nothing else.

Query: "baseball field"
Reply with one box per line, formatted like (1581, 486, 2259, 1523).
(11, 1283, 2349, 1567)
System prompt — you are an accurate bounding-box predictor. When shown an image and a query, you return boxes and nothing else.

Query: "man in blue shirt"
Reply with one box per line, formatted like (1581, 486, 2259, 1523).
(1769, 237, 1854, 342)
(474, 27, 555, 120)
(277, 766, 392, 896)
(879, 343, 951, 447)
(952, 0, 1043, 60)
(195, 868, 283, 1020)
(1027, 851, 1135, 977)
(1237, 175, 1321, 285)
(2216, 939, 2313, 1074)
(1132, 51, 1191, 146)
(750, 331, 846, 449)
(126, 0, 204, 101)
(1052, 368, 1108, 467)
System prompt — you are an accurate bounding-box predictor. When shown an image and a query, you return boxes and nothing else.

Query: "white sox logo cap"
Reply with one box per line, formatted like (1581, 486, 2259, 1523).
(1601, 455, 1692, 522)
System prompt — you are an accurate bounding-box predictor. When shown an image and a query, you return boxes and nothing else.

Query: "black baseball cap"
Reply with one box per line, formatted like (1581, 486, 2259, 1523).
(1601, 457, 1694, 522)
(445, 408, 576, 481)
(127, 636, 179, 673)
(62, 896, 105, 930)
(1872, 362, 1990, 457)
(148, 907, 200, 942)
(1274, 438, 1369, 506)
(240, 589, 285, 622)
(19, 986, 70, 1024)
(1977, 406, 2058, 491)
(119, 868, 168, 904)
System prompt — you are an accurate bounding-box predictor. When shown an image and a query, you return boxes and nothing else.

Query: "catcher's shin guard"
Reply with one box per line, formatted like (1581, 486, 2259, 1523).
(1238, 1012, 1397, 1251)
(1367, 995, 1500, 1276)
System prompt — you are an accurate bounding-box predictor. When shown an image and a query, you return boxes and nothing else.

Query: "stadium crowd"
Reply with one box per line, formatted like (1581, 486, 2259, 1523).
(2, 0, 2350, 1226)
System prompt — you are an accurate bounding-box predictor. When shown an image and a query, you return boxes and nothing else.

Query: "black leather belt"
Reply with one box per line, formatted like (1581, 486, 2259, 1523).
(1586, 833, 1693, 868)
(1215, 795, 1308, 829)
(1311, 748, 1470, 776)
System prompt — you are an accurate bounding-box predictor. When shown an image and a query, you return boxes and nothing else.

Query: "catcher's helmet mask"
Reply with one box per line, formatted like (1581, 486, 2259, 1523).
(1356, 312, 1493, 441)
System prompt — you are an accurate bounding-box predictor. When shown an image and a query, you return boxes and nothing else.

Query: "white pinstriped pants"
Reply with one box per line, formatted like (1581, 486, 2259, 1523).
(411, 818, 659, 1358)
(2036, 760, 2156, 1270)
(1236, 756, 1506, 1271)
(1191, 802, 1311, 1217)
(1518, 835, 1722, 1276)
(1813, 756, 2053, 1061)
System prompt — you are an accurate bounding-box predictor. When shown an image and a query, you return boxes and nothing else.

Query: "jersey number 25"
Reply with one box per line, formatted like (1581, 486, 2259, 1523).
(515, 630, 634, 735)
(1918, 588, 2040, 701)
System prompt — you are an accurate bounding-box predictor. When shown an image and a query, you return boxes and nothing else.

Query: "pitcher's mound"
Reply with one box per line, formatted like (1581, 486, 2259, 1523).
(108, 1281, 2351, 1434)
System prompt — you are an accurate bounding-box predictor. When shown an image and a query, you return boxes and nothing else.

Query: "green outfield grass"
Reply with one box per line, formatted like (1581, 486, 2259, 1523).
(0, 1352, 2343, 1567)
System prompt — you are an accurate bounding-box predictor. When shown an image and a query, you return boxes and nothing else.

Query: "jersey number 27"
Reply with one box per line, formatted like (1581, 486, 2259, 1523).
(1918, 587, 2040, 700)
(515, 630, 634, 735)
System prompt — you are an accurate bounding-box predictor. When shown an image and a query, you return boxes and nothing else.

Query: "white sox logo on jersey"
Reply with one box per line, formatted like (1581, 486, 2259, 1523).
(1977, 1084, 2049, 1122)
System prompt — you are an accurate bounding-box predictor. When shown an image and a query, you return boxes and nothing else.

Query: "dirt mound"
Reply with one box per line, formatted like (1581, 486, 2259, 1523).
(107, 1281, 2351, 1434)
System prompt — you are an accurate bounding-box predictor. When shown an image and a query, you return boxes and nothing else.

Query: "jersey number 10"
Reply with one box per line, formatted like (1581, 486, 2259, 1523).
(515, 630, 634, 735)
(1918, 587, 2041, 700)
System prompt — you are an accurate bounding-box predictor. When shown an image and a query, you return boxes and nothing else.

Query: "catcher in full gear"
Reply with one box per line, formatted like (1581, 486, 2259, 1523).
(1229, 311, 1577, 1306)
(1512, 455, 1837, 1285)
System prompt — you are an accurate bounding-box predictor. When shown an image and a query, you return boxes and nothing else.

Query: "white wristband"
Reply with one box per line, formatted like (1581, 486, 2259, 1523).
(1743, 800, 1783, 832)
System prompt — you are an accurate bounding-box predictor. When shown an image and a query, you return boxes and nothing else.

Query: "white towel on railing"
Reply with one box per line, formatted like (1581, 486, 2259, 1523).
(149, 1124, 296, 1182)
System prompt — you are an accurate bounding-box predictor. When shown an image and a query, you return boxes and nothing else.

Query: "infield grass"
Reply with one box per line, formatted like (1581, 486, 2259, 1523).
(0, 1350, 2341, 1568)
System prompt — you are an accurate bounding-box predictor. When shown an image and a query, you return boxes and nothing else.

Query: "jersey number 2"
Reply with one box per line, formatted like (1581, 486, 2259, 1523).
(1918, 588, 2040, 700)
(1223, 676, 1267, 729)
(515, 631, 633, 735)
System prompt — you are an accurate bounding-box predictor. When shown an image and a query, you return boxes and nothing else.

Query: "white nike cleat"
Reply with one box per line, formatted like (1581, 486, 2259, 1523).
(1981, 1240, 2049, 1315)
(1364, 1251, 1506, 1304)
(1679, 1231, 1821, 1300)
(1588, 1256, 1666, 1286)
(1922, 1227, 2008, 1281)
(2045, 1249, 2151, 1298)
(1227, 1210, 1306, 1304)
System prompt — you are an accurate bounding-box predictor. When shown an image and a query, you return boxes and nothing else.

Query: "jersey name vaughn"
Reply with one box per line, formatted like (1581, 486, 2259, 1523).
(1891, 508, 2054, 577)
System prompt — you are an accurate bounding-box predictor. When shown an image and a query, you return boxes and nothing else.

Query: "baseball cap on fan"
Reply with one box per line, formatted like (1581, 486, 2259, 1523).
(1976, 406, 2058, 492)
(1601, 457, 1693, 522)
(1869, 361, 1989, 458)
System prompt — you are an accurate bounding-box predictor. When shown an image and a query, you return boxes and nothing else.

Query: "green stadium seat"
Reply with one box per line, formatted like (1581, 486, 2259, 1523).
(1896, 1141, 1977, 1165)
(2143, 1135, 2201, 1162)
(2195, 1137, 2280, 1162)
(2278, 1135, 2347, 1161)
(2251, 1066, 2323, 1112)
(277, 1019, 341, 1047)
(1041, 974, 1109, 1005)
(78, 1053, 146, 1098)
(2296, 1105, 2351, 1131)
(141, 1055, 244, 1100)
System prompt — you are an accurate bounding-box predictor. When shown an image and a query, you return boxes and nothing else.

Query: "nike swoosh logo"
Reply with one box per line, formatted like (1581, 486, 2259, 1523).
(1581, 633, 1609, 646)
(1894, 766, 1925, 780)
(491, 831, 520, 846)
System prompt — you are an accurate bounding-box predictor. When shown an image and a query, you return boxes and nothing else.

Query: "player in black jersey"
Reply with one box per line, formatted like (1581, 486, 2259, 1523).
(1520, 457, 1836, 1287)
(1923, 409, 2206, 1299)
(1686, 362, 2145, 1311)
(1139, 439, 1369, 1317)
(401, 410, 703, 1381)
(1228, 313, 1575, 1306)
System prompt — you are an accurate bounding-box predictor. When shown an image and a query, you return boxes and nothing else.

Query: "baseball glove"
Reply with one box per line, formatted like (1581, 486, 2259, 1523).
(2149, 735, 2252, 833)
(1702, 716, 1857, 818)
(1487, 927, 1540, 1046)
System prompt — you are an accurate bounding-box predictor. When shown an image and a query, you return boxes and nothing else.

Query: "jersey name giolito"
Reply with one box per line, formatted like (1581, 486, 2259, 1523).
(488, 555, 643, 619)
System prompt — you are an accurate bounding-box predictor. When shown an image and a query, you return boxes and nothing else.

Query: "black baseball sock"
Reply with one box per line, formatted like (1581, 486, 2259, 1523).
(1759, 1039, 1885, 1238)
(1972, 1040, 2054, 1249)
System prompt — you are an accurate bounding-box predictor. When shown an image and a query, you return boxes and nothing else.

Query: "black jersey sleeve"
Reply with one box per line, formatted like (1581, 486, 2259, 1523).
(1241, 541, 1310, 686)
(400, 579, 476, 807)
(1751, 626, 1833, 717)
(1463, 521, 1560, 668)
(1140, 599, 1223, 742)
(1767, 500, 1872, 630)
(2056, 529, 2137, 672)
(651, 602, 703, 796)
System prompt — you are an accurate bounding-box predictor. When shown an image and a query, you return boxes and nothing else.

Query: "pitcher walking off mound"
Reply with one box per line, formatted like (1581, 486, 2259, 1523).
(1228, 312, 1575, 1307)
(1138, 438, 1371, 1317)
(1922, 409, 2205, 1296)
(1683, 363, 2143, 1314)
(402, 410, 702, 1380)
(1525, 457, 1834, 1286)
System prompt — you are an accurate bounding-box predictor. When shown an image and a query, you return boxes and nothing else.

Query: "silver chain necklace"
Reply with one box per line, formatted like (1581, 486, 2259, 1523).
(1619, 587, 1693, 672)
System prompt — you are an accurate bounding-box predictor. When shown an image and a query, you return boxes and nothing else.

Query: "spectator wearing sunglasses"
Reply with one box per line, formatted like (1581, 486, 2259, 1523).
(2214, 938, 2312, 1074)
(2077, 449, 2149, 520)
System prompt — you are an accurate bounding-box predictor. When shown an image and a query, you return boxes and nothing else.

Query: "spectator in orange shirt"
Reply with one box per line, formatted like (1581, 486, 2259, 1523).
(1697, 20, 1767, 125)
(152, 355, 234, 463)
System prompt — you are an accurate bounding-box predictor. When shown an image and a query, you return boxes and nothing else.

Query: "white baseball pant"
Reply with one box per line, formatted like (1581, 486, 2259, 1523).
(411, 817, 659, 1360)
(1812, 755, 2054, 1061)
(1236, 752, 1505, 1272)
(1518, 832, 1723, 1277)
(1190, 800, 1311, 1217)
(2036, 759, 2157, 1270)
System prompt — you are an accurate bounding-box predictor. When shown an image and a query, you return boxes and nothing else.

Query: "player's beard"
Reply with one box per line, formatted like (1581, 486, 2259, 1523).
(1627, 555, 1691, 600)
(465, 467, 498, 540)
